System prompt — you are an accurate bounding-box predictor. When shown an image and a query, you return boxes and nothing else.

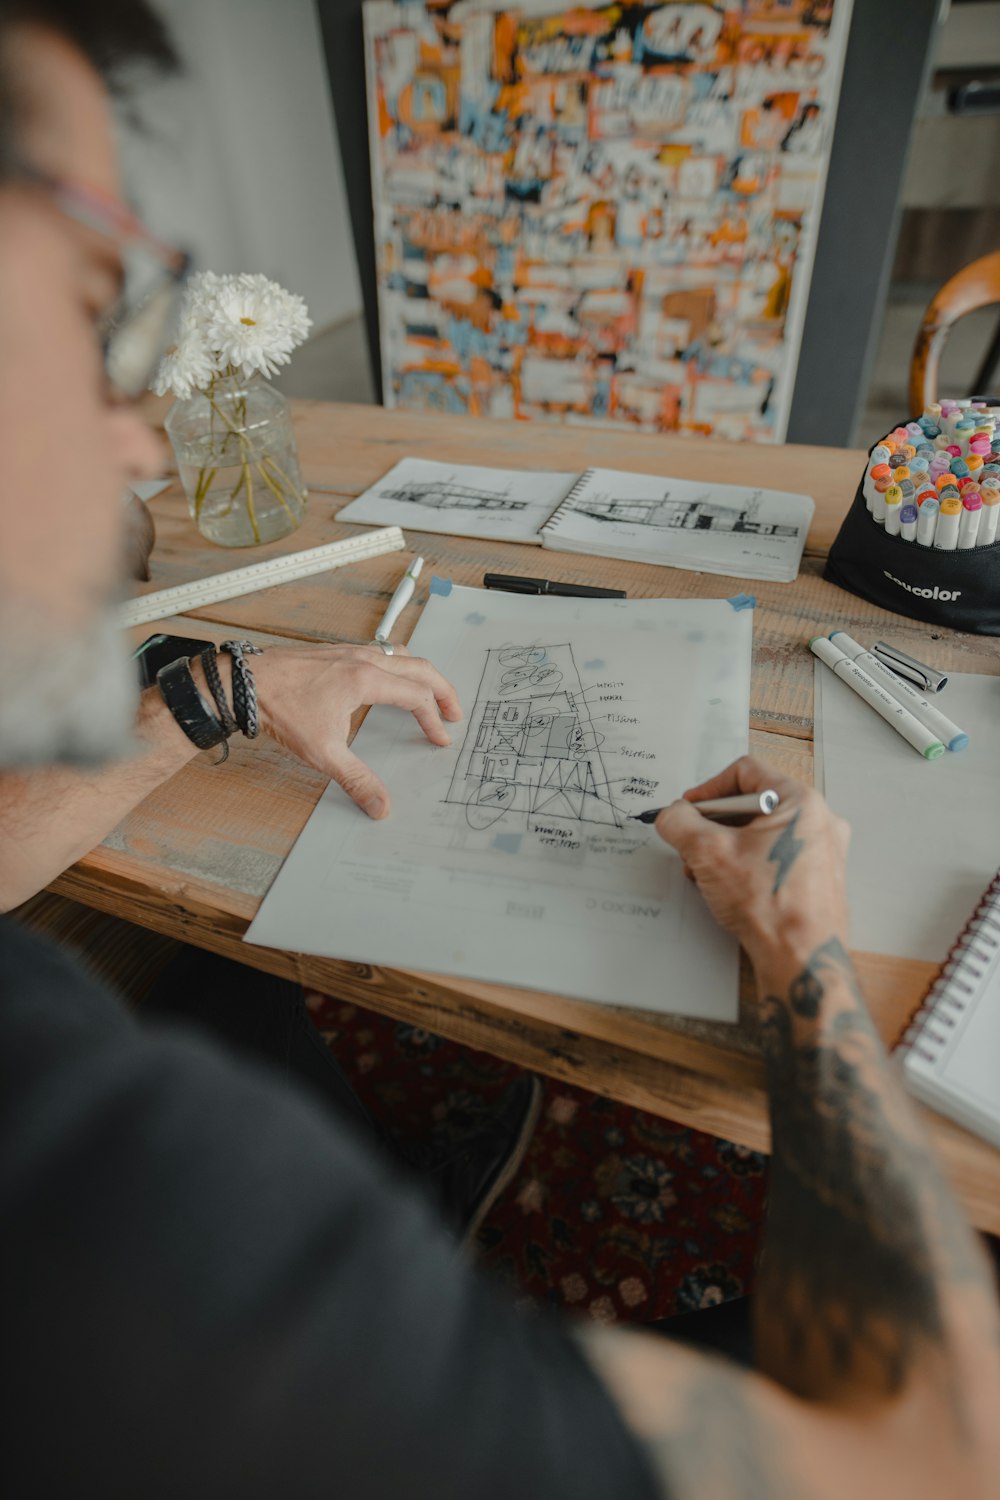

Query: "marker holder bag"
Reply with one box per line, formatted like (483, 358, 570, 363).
(824, 446, 1000, 636)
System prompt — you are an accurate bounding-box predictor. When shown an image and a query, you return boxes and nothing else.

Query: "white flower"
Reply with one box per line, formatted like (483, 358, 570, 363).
(182, 270, 227, 332)
(204, 273, 312, 380)
(151, 317, 218, 398)
(149, 271, 312, 394)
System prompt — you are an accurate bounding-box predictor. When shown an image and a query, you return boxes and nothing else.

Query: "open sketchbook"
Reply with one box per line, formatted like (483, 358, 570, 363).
(247, 588, 754, 1020)
(337, 458, 814, 583)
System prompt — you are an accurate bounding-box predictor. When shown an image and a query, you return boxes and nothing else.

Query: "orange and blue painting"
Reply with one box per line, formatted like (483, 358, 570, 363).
(364, 0, 853, 441)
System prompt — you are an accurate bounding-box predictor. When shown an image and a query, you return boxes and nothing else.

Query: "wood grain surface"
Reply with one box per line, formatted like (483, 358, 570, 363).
(61, 401, 999, 1231)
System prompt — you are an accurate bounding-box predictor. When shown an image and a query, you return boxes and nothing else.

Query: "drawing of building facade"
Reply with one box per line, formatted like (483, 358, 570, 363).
(573, 494, 797, 536)
(382, 480, 528, 511)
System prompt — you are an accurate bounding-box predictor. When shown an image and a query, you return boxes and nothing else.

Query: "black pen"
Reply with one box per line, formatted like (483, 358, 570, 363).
(483, 572, 625, 599)
(630, 791, 780, 826)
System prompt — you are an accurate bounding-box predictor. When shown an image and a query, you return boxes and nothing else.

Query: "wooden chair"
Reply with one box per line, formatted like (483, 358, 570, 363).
(909, 249, 1000, 417)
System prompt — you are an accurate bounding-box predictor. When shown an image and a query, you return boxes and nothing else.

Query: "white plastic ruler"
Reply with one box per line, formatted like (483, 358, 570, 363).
(117, 526, 406, 629)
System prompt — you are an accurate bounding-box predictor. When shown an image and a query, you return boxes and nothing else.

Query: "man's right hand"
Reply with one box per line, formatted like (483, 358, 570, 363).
(654, 756, 851, 974)
(249, 643, 462, 820)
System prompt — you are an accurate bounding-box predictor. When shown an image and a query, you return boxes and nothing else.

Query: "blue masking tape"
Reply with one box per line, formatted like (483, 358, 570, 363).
(726, 593, 757, 612)
(429, 575, 453, 596)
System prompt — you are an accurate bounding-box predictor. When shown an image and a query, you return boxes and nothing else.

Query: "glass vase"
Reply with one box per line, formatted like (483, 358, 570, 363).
(165, 374, 307, 546)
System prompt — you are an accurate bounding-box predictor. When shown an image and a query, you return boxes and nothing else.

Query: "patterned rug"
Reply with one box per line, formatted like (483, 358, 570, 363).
(305, 990, 768, 1326)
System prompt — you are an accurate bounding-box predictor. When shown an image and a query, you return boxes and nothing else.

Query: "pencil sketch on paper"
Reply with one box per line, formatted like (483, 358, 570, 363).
(379, 477, 529, 513)
(445, 643, 625, 831)
(570, 487, 799, 538)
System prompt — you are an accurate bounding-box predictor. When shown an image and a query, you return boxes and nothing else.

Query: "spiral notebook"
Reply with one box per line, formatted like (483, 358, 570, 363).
(337, 458, 814, 582)
(898, 870, 1000, 1149)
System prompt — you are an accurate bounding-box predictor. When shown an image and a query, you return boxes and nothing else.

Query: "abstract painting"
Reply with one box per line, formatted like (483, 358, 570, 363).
(364, 0, 853, 441)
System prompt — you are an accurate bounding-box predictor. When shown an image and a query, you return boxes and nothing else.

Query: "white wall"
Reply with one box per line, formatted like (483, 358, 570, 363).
(118, 0, 362, 332)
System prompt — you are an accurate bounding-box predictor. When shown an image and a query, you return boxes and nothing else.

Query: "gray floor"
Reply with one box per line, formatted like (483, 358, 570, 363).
(278, 299, 999, 448)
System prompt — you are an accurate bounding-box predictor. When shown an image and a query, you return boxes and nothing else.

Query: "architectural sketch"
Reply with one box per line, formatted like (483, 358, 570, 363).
(380, 478, 528, 512)
(446, 644, 623, 830)
(571, 488, 798, 537)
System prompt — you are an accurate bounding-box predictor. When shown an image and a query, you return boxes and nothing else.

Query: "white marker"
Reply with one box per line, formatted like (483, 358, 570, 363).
(374, 555, 424, 643)
(933, 497, 961, 550)
(871, 483, 889, 524)
(884, 487, 902, 536)
(957, 494, 982, 548)
(809, 636, 945, 760)
(900, 503, 918, 541)
(979, 491, 1000, 545)
(916, 495, 939, 546)
(829, 633, 968, 752)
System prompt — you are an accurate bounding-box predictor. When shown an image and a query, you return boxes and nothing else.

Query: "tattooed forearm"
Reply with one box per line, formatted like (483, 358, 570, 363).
(578, 1327, 798, 1500)
(755, 936, 993, 1402)
(765, 810, 803, 894)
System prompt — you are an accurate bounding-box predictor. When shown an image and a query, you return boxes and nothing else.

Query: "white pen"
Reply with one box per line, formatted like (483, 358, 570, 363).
(374, 556, 423, 643)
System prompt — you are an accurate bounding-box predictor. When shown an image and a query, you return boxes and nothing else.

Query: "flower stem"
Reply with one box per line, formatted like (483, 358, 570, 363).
(261, 452, 306, 503)
(256, 460, 299, 524)
(244, 459, 260, 544)
(218, 462, 246, 519)
(194, 465, 217, 520)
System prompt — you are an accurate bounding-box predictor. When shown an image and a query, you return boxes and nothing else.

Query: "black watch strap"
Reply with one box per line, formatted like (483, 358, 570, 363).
(157, 656, 228, 750)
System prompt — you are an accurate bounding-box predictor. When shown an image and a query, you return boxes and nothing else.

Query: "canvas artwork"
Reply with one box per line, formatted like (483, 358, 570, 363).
(363, 0, 853, 442)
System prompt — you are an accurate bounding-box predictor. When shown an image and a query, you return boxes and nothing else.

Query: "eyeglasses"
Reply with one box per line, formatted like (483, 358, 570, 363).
(17, 161, 191, 397)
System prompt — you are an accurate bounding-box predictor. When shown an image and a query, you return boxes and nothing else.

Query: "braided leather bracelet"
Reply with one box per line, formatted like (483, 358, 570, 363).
(199, 647, 238, 736)
(220, 640, 263, 738)
(156, 657, 228, 751)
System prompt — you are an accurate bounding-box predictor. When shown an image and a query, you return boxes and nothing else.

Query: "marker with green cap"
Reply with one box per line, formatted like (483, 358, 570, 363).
(809, 635, 945, 759)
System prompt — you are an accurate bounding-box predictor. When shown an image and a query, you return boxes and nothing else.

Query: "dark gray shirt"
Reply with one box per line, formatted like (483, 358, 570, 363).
(0, 919, 657, 1499)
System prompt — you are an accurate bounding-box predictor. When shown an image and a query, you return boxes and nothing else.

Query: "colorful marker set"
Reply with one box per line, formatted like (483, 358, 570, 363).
(862, 399, 1000, 550)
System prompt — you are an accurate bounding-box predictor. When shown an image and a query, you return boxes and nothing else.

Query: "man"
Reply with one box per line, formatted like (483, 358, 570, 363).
(1, 6, 998, 1498)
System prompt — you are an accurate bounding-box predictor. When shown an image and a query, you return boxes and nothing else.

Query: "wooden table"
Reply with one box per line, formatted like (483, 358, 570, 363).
(53, 402, 1000, 1232)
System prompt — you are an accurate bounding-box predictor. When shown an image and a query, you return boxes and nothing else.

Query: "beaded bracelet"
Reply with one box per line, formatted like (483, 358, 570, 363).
(220, 640, 264, 738)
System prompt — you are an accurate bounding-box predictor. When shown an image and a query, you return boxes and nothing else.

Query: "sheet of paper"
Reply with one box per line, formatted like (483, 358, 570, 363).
(247, 589, 754, 1020)
(814, 662, 1000, 962)
(544, 467, 814, 581)
(336, 458, 574, 543)
(128, 479, 172, 502)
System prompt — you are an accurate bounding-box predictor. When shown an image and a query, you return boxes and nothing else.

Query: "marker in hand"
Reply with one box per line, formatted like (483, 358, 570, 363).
(630, 790, 780, 826)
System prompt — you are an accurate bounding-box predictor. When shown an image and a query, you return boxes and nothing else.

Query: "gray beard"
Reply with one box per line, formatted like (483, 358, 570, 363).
(0, 595, 137, 768)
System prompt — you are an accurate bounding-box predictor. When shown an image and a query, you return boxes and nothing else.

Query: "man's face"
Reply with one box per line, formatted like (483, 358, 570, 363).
(0, 25, 163, 766)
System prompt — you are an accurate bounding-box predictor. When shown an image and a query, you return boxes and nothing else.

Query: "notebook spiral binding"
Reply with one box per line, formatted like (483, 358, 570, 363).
(898, 870, 1000, 1064)
(539, 468, 595, 532)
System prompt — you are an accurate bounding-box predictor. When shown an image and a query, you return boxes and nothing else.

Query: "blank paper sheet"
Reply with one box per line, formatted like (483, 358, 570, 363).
(814, 664, 1000, 962)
